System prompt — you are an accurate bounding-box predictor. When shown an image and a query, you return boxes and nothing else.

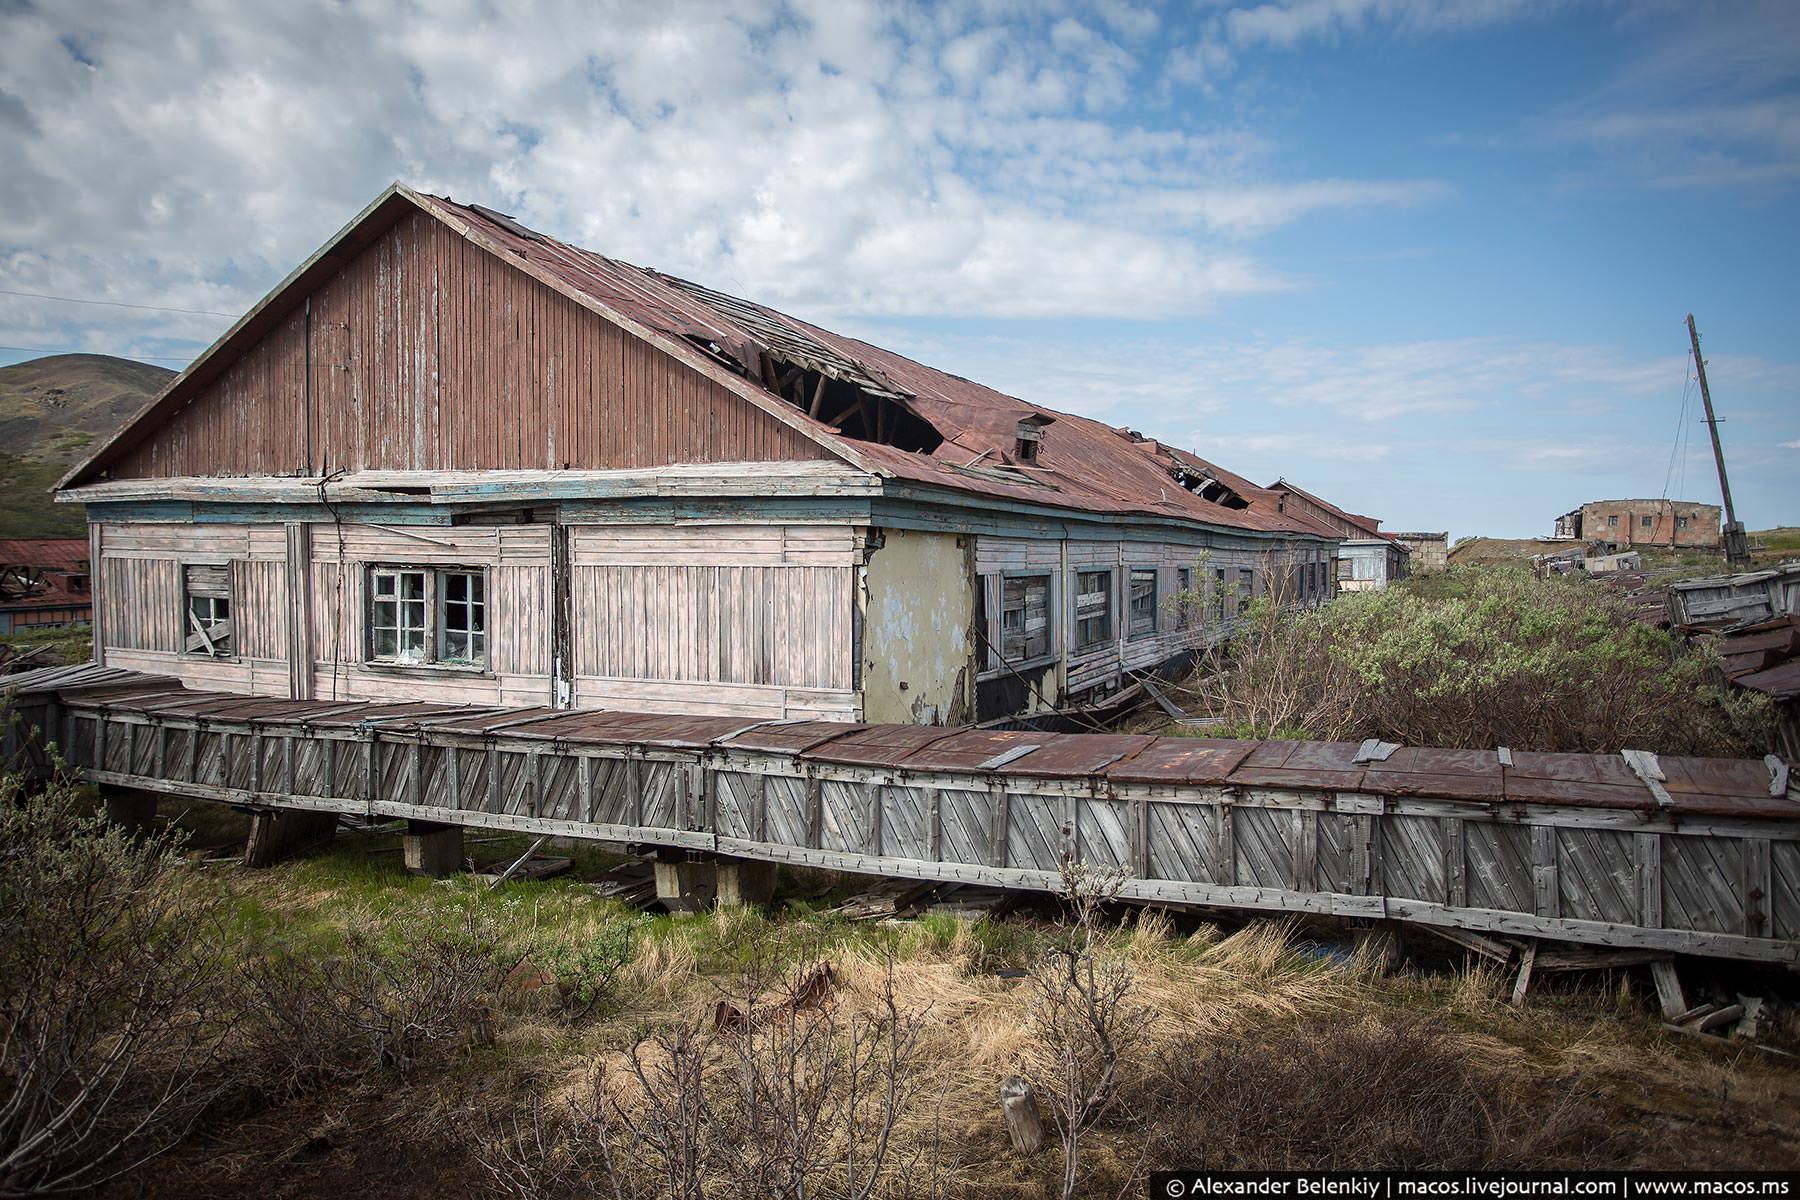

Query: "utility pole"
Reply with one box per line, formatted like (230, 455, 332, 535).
(1687, 313, 1750, 567)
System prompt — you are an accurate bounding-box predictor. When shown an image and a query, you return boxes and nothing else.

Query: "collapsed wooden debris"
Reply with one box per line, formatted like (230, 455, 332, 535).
(829, 878, 1022, 922)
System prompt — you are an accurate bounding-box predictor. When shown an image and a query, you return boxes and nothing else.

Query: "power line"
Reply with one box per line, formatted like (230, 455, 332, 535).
(0, 287, 237, 319)
(0, 343, 193, 364)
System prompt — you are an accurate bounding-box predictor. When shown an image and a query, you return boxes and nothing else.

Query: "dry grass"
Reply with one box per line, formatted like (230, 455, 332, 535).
(94, 810, 1800, 1197)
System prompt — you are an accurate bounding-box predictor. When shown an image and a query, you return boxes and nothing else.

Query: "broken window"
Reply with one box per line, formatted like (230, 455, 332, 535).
(1214, 567, 1229, 619)
(1676, 516, 1689, 530)
(1075, 570, 1113, 650)
(1177, 567, 1193, 629)
(1000, 575, 1052, 663)
(368, 567, 486, 668)
(1129, 568, 1157, 638)
(1238, 568, 1254, 610)
(183, 564, 232, 657)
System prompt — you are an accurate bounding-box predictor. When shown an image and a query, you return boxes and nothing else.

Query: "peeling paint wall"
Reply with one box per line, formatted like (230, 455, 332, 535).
(859, 528, 974, 725)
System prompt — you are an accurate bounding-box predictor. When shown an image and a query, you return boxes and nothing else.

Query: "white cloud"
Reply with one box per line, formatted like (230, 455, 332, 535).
(1783, 439, 1800, 450)
(0, 0, 1452, 359)
(1224, 0, 1566, 49)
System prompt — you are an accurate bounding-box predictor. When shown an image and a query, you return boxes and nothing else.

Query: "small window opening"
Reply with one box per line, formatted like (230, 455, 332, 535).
(183, 564, 233, 657)
(999, 574, 1052, 664)
(1129, 568, 1157, 638)
(1075, 569, 1113, 650)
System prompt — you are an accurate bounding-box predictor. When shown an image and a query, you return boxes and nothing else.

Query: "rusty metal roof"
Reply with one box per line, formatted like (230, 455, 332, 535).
(409, 193, 1335, 539)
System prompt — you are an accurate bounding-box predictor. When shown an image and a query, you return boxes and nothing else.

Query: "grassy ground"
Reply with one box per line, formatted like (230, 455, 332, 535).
(112, 799, 1800, 1199)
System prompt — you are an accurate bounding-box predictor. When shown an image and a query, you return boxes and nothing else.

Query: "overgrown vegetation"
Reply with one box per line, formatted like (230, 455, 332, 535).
(1185, 563, 1772, 755)
(3, 778, 1798, 1198)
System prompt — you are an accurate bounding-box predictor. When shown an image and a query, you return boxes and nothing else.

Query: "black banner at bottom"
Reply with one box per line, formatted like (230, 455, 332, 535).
(1148, 1173, 1796, 1200)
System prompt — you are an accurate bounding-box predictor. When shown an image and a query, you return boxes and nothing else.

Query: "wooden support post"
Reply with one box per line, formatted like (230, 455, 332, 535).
(1531, 826, 1559, 918)
(1294, 810, 1317, 892)
(1636, 832, 1662, 928)
(999, 1077, 1045, 1154)
(402, 819, 464, 877)
(990, 780, 1009, 867)
(1216, 799, 1235, 885)
(244, 809, 339, 868)
(1744, 838, 1771, 937)
(652, 848, 717, 914)
(1510, 939, 1538, 1006)
(1650, 960, 1688, 1021)
(716, 857, 777, 908)
(1447, 818, 1467, 907)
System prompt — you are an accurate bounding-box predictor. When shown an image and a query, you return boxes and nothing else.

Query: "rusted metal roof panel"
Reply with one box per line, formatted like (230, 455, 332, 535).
(891, 729, 1055, 771)
(717, 721, 867, 753)
(1364, 748, 1505, 801)
(1102, 738, 1260, 785)
(503, 710, 753, 749)
(1000, 734, 1159, 778)
(1229, 740, 1369, 792)
(799, 724, 961, 767)
(1501, 751, 1660, 811)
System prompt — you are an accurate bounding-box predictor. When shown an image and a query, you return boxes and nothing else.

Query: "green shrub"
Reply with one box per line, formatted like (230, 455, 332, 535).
(1193, 565, 1771, 756)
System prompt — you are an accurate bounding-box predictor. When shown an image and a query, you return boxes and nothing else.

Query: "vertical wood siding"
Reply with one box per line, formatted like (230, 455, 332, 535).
(107, 211, 830, 478)
(231, 559, 290, 662)
(568, 524, 857, 719)
(100, 557, 182, 652)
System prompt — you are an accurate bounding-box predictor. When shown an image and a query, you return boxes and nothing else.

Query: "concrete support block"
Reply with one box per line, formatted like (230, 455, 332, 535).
(716, 857, 777, 908)
(99, 785, 159, 836)
(403, 819, 465, 877)
(654, 849, 717, 914)
(244, 809, 339, 868)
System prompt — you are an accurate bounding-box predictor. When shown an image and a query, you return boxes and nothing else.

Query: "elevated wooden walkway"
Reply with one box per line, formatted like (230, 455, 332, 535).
(6, 665, 1799, 964)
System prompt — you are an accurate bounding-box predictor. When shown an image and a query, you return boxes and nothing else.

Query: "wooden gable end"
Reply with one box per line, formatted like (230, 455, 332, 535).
(105, 209, 832, 478)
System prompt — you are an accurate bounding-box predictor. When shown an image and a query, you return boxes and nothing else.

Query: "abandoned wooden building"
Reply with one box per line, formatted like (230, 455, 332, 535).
(55, 183, 1343, 725)
(1265, 477, 1409, 592)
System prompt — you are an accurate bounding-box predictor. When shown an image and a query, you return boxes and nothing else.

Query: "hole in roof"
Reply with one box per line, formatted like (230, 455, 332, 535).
(1169, 466, 1249, 510)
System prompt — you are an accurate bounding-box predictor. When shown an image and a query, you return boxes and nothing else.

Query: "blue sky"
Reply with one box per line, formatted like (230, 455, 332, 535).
(1, 0, 1795, 538)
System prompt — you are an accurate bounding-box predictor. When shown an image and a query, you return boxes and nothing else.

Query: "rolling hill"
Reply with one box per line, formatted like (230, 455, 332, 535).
(0, 354, 173, 538)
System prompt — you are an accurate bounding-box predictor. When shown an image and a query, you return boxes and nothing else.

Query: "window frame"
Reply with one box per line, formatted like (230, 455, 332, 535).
(1127, 566, 1158, 640)
(181, 562, 235, 659)
(994, 572, 1054, 670)
(1073, 568, 1114, 651)
(364, 563, 491, 672)
(1176, 567, 1193, 630)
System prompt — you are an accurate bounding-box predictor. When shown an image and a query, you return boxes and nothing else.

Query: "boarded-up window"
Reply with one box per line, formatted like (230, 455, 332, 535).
(1128, 568, 1157, 638)
(1000, 574, 1051, 663)
(1336, 558, 1351, 582)
(1075, 569, 1112, 650)
(183, 564, 232, 657)
(368, 566, 486, 668)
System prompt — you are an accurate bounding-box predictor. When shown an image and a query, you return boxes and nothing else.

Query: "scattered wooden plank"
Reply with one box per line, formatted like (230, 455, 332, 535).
(1510, 940, 1538, 1005)
(1651, 960, 1688, 1021)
